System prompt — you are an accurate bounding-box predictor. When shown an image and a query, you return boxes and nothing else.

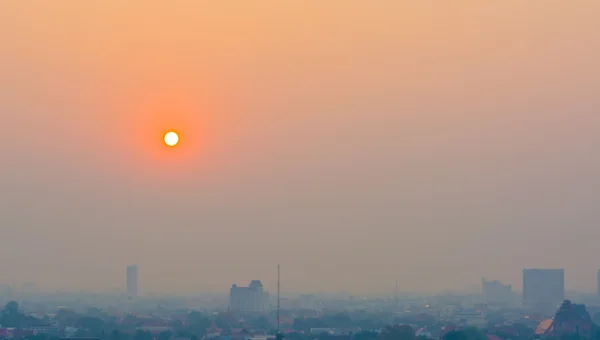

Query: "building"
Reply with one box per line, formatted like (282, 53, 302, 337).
(523, 269, 564, 306)
(597, 270, 600, 296)
(534, 300, 593, 338)
(482, 278, 512, 304)
(452, 308, 487, 327)
(230, 280, 269, 312)
(127, 265, 138, 299)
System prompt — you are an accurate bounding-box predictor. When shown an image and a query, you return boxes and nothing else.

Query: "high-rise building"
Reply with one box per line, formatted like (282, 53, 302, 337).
(126, 265, 138, 299)
(523, 269, 564, 305)
(230, 280, 270, 312)
(597, 270, 600, 296)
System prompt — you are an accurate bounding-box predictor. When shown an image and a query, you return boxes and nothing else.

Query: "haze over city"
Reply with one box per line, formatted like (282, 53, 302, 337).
(1, 1, 600, 296)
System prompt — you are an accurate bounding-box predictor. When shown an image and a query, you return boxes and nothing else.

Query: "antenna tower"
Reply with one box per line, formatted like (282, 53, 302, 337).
(395, 280, 399, 312)
(276, 264, 282, 340)
(277, 264, 280, 331)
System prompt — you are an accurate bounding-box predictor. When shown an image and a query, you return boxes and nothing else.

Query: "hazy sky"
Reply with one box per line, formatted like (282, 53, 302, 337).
(1, 1, 600, 295)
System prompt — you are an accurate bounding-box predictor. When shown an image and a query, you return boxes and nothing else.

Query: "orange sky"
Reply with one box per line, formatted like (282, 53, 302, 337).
(1, 1, 600, 294)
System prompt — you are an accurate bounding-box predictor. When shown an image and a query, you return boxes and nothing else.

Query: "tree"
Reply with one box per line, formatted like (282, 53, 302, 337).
(322, 313, 353, 328)
(75, 317, 106, 336)
(511, 323, 534, 340)
(185, 311, 211, 337)
(292, 317, 325, 332)
(379, 325, 415, 340)
(317, 332, 336, 340)
(111, 330, 121, 340)
(353, 331, 379, 340)
(357, 317, 385, 331)
(103, 317, 121, 336)
(443, 329, 486, 340)
(170, 320, 186, 335)
(24, 335, 49, 340)
(248, 316, 272, 330)
(443, 331, 468, 340)
(186, 312, 207, 325)
(485, 311, 505, 328)
(462, 327, 487, 340)
(158, 331, 173, 340)
(0, 301, 29, 328)
(134, 330, 153, 340)
(122, 314, 143, 327)
(215, 313, 241, 329)
(3, 301, 18, 316)
(285, 332, 307, 340)
(54, 309, 81, 327)
(86, 307, 107, 319)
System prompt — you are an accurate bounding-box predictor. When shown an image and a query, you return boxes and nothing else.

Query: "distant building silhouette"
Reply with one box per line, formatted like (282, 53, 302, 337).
(230, 280, 269, 312)
(523, 268, 564, 306)
(126, 265, 138, 299)
(481, 278, 512, 304)
(597, 270, 600, 297)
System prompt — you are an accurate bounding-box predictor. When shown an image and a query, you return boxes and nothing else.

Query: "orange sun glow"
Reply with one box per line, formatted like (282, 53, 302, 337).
(163, 131, 179, 147)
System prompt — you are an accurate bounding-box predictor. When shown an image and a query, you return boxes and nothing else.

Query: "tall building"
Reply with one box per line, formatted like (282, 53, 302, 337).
(597, 270, 600, 296)
(126, 265, 138, 299)
(523, 269, 564, 305)
(482, 278, 512, 304)
(230, 280, 270, 312)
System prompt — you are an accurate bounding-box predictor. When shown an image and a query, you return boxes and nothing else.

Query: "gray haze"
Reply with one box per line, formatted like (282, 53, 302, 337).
(1, 1, 600, 294)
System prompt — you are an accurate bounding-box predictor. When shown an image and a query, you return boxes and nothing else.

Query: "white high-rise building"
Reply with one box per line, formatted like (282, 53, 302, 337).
(127, 265, 138, 299)
(230, 280, 270, 312)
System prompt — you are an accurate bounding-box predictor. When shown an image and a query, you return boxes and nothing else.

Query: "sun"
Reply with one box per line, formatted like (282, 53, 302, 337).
(163, 131, 179, 147)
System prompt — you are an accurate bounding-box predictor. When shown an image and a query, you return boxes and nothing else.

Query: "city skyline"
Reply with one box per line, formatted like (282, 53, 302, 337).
(1, 266, 600, 297)
(1, 2, 599, 339)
